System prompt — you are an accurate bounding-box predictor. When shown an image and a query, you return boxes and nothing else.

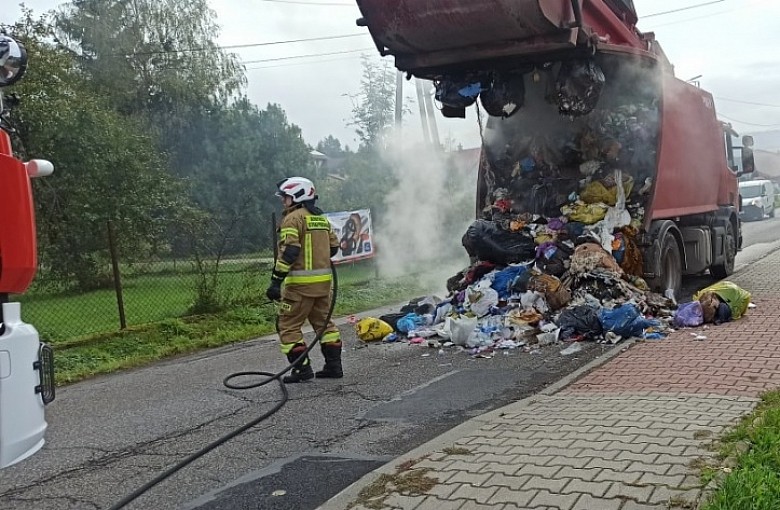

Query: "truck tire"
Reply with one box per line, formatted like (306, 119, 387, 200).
(710, 221, 736, 279)
(770, 207, 775, 218)
(651, 233, 682, 298)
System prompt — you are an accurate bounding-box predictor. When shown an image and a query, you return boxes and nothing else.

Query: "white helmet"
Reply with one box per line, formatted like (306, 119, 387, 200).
(0, 35, 27, 87)
(276, 176, 316, 203)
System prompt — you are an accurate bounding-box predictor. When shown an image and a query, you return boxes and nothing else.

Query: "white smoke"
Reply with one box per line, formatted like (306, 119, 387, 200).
(374, 133, 476, 294)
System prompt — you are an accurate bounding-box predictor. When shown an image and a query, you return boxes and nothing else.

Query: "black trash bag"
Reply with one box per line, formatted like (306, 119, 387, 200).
(538, 243, 574, 277)
(435, 79, 482, 110)
(529, 180, 579, 217)
(511, 270, 533, 294)
(555, 60, 605, 117)
(563, 222, 586, 241)
(379, 313, 408, 332)
(463, 220, 536, 265)
(442, 105, 467, 118)
(574, 274, 627, 301)
(556, 304, 603, 340)
(399, 296, 433, 315)
(446, 269, 467, 293)
(529, 183, 556, 216)
(415, 303, 436, 315)
(480, 74, 525, 118)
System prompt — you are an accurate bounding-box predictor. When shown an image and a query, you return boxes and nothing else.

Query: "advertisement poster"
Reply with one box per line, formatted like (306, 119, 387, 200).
(325, 209, 374, 263)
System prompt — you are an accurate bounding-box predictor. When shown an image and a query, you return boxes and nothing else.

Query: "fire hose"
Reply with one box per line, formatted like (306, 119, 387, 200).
(108, 262, 338, 510)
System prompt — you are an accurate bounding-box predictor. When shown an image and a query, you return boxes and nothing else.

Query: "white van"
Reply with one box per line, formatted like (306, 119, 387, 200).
(739, 179, 775, 221)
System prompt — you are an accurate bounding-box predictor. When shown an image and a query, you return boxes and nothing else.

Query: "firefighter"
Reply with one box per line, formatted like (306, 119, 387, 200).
(266, 177, 343, 383)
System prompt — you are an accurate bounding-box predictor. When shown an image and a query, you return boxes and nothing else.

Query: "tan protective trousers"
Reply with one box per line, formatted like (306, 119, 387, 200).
(278, 290, 341, 354)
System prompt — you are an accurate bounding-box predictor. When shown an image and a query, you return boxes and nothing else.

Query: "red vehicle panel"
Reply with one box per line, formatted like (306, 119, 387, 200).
(0, 131, 37, 294)
(651, 77, 738, 219)
(357, 0, 653, 76)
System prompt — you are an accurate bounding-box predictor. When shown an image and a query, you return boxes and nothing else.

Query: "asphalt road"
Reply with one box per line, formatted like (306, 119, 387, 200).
(680, 212, 780, 299)
(739, 211, 780, 252)
(0, 304, 611, 510)
(1, 217, 777, 510)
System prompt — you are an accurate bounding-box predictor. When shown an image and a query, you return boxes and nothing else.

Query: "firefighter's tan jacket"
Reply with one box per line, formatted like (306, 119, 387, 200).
(275, 205, 339, 298)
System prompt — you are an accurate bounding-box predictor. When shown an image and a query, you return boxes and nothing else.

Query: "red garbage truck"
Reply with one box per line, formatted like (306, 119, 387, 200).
(355, 0, 755, 296)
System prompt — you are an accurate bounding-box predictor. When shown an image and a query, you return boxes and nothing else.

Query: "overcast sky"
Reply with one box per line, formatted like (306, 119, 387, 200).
(4, 0, 780, 149)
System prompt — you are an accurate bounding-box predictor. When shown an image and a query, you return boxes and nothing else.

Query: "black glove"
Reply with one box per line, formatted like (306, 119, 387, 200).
(266, 270, 286, 301)
(266, 280, 282, 301)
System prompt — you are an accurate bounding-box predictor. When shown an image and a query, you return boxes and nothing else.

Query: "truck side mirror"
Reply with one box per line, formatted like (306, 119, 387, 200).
(740, 147, 755, 175)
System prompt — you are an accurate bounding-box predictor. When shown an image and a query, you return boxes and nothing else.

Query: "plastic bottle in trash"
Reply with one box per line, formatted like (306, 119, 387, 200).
(467, 330, 492, 348)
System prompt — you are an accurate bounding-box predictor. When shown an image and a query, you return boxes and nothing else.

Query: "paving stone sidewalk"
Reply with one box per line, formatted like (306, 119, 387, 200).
(319, 249, 780, 510)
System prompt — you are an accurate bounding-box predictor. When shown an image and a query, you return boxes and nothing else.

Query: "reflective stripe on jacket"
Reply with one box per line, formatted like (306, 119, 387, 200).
(276, 206, 339, 297)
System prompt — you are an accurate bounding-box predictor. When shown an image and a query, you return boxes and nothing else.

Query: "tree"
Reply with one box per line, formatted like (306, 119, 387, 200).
(348, 56, 398, 150)
(55, 0, 245, 119)
(167, 101, 314, 254)
(321, 56, 417, 223)
(316, 135, 345, 158)
(312, 145, 403, 229)
(4, 12, 187, 290)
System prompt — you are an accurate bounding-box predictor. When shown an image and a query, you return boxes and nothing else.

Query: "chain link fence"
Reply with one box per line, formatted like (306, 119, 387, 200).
(17, 222, 275, 344)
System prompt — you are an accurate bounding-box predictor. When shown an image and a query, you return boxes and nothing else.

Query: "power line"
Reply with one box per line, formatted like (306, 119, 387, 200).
(241, 47, 374, 65)
(221, 33, 366, 51)
(717, 97, 780, 109)
(642, 1, 725, 18)
(646, 0, 771, 28)
(245, 53, 366, 70)
(113, 33, 367, 57)
(646, 10, 733, 28)
(718, 112, 780, 128)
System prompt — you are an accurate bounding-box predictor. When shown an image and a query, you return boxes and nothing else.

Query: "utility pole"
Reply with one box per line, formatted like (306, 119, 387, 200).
(422, 82, 441, 150)
(415, 79, 431, 145)
(395, 70, 403, 129)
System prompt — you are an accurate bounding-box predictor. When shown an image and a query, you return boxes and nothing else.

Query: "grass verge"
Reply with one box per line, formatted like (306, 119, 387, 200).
(54, 273, 427, 385)
(699, 390, 780, 510)
(348, 457, 438, 510)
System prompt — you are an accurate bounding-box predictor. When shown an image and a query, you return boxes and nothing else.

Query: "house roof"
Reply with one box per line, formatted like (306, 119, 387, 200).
(448, 147, 481, 174)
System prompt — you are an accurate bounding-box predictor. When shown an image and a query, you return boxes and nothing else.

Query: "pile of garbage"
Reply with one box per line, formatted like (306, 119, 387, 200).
(358, 239, 675, 356)
(353, 58, 753, 355)
(355, 273, 752, 358)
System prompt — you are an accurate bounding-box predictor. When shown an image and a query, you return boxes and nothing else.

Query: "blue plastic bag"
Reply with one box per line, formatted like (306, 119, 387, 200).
(396, 313, 427, 334)
(599, 304, 659, 339)
(491, 265, 527, 300)
(673, 301, 704, 328)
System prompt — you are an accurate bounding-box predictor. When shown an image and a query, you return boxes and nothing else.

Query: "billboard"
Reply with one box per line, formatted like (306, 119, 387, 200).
(326, 209, 374, 263)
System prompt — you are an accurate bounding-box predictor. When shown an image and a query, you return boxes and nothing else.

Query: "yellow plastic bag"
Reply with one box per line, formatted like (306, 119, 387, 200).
(355, 317, 394, 342)
(580, 176, 635, 206)
(563, 202, 608, 224)
(693, 281, 752, 320)
(534, 233, 554, 245)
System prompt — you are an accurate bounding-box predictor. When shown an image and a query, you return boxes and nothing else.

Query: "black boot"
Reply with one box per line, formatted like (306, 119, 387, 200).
(315, 342, 343, 379)
(283, 345, 314, 383)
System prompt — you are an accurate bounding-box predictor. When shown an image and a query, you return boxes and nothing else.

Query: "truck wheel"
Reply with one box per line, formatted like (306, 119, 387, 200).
(652, 233, 682, 298)
(710, 221, 736, 279)
(770, 207, 775, 218)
